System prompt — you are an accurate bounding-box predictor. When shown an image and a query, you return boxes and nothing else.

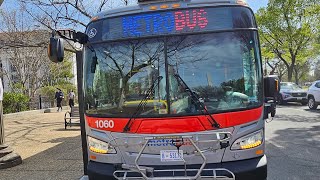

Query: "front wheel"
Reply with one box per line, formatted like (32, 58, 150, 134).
(278, 95, 286, 105)
(308, 96, 318, 110)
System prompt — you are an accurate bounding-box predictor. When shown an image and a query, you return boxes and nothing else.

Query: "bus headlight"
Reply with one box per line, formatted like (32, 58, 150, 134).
(88, 136, 116, 154)
(231, 129, 263, 150)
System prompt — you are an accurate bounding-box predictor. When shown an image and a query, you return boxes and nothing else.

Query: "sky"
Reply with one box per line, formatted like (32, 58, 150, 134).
(246, 0, 269, 12)
(0, 0, 268, 31)
(1, 0, 268, 12)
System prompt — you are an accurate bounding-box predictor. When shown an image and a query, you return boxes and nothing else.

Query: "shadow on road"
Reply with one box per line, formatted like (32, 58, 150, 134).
(304, 109, 320, 113)
(276, 102, 306, 108)
(0, 135, 84, 180)
(273, 114, 319, 123)
(266, 125, 320, 180)
(271, 125, 320, 149)
(55, 128, 81, 132)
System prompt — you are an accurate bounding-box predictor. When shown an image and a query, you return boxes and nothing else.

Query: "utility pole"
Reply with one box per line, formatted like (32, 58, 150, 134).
(0, 0, 22, 169)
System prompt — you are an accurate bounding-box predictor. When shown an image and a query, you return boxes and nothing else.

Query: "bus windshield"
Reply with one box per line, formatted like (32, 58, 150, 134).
(84, 31, 263, 117)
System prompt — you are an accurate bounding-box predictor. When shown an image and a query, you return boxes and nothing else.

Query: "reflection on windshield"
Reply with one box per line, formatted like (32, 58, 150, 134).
(84, 32, 262, 117)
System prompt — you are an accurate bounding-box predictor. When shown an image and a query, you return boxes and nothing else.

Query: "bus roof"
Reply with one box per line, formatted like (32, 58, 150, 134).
(93, 0, 249, 20)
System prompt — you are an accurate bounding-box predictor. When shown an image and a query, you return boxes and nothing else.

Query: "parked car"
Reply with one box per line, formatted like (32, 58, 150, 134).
(278, 82, 307, 105)
(307, 80, 320, 109)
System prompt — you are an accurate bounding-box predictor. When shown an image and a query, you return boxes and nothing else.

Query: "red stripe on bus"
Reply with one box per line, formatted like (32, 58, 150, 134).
(86, 106, 263, 134)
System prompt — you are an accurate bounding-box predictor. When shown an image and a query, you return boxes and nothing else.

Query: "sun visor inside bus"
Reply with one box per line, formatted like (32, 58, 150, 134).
(86, 6, 256, 42)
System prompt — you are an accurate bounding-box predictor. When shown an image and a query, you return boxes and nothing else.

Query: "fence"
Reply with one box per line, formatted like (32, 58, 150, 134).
(29, 95, 70, 110)
(4, 94, 73, 114)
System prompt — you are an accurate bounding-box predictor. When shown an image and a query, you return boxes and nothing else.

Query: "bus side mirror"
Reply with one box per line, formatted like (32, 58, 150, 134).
(48, 37, 64, 63)
(264, 76, 280, 97)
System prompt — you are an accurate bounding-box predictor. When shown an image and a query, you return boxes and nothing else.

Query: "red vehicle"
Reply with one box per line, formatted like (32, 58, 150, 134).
(48, 0, 278, 179)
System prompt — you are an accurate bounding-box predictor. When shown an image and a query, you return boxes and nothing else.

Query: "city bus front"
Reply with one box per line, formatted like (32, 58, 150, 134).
(83, 1, 266, 179)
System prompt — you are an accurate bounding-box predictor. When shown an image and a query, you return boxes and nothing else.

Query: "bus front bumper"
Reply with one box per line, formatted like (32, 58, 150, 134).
(87, 155, 267, 180)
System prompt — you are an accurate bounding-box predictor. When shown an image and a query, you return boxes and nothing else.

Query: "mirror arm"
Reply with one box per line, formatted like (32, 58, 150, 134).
(52, 29, 88, 44)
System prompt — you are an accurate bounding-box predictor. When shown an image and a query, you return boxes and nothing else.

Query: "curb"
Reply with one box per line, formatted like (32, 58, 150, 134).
(4, 106, 69, 117)
(0, 152, 22, 170)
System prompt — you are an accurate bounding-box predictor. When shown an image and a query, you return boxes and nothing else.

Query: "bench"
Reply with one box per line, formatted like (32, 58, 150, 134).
(64, 106, 80, 129)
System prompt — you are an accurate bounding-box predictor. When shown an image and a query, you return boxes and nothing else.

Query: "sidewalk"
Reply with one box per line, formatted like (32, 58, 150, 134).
(0, 107, 83, 180)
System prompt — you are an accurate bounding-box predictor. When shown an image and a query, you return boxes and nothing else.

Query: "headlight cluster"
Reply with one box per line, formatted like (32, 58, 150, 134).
(87, 136, 116, 154)
(282, 93, 291, 98)
(231, 129, 263, 150)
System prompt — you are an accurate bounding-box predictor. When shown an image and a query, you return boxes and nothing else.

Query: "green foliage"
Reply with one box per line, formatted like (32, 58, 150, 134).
(43, 52, 75, 86)
(3, 92, 30, 114)
(256, 0, 320, 83)
(41, 84, 77, 105)
(41, 51, 76, 102)
(314, 59, 320, 80)
(11, 83, 27, 94)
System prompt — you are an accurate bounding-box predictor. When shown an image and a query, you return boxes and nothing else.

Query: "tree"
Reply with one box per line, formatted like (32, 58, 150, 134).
(314, 59, 320, 80)
(256, 0, 320, 84)
(18, 0, 136, 30)
(41, 52, 76, 106)
(0, 0, 23, 171)
(0, 6, 46, 49)
(0, 8, 51, 97)
(275, 61, 288, 81)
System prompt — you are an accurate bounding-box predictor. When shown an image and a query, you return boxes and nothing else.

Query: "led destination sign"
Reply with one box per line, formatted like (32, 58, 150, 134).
(87, 7, 256, 41)
(122, 9, 208, 36)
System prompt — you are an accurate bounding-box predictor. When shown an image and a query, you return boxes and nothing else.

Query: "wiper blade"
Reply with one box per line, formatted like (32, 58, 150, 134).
(123, 76, 163, 132)
(173, 74, 220, 129)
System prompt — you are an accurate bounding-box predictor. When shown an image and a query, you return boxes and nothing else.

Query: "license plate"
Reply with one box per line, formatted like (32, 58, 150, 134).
(297, 97, 303, 100)
(160, 150, 183, 162)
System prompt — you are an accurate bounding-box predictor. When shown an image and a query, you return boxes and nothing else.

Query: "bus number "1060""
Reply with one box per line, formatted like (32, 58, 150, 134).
(95, 120, 114, 129)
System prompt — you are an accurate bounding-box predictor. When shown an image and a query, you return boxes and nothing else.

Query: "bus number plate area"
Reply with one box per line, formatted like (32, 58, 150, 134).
(160, 150, 183, 162)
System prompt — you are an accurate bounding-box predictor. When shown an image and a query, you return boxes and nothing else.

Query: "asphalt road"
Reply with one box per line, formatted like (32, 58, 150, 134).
(266, 103, 320, 180)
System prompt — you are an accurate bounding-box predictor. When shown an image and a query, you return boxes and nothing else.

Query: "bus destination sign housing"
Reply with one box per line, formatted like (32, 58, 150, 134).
(87, 6, 256, 42)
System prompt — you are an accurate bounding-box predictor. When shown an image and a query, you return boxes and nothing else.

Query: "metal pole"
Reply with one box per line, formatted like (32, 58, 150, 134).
(76, 51, 88, 175)
(0, 101, 4, 145)
(39, 95, 42, 109)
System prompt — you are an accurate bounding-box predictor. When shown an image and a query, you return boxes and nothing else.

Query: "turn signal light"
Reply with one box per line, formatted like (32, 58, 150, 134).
(256, 149, 264, 155)
(89, 146, 108, 154)
(240, 140, 262, 149)
(90, 155, 97, 160)
(231, 129, 264, 150)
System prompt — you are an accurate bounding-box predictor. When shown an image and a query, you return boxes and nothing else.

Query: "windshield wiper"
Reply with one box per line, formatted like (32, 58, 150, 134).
(123, 76, 163, 132)
(173, 74, 220, 129)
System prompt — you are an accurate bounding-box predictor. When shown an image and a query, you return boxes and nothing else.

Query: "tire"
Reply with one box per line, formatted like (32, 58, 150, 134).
(270, 103, 276, 117)
(278, 95, 286, 105)
(308, 96, 318, 110)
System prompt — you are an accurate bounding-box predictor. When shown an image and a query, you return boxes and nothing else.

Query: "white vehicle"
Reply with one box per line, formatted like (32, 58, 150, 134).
(278, 82, 307, 105)
(307, 80, 320, 109)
